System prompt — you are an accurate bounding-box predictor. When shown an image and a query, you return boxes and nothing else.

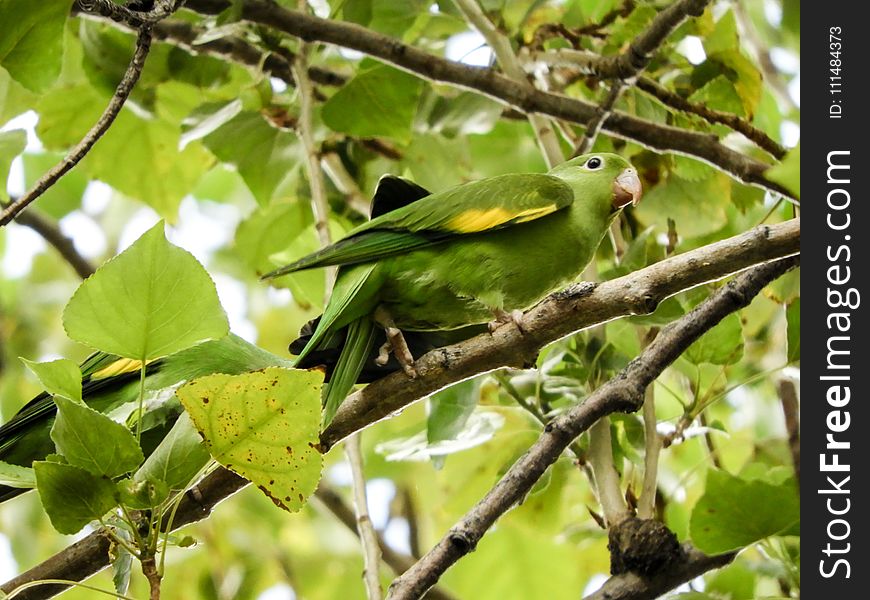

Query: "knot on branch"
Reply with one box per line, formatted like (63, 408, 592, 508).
(608, 517, 684, 577)
(447, 529, 477, 555)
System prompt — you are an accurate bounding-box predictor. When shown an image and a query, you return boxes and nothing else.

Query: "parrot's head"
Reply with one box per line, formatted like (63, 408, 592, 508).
(550, 152, 642, 215)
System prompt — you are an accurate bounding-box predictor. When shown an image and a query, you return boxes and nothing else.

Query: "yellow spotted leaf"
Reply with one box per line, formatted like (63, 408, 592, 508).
(177, 367, 323, 512)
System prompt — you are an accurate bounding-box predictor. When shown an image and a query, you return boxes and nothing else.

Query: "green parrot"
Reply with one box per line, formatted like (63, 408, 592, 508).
(0, 334, 290, 502)
(266, 152, 642, 422)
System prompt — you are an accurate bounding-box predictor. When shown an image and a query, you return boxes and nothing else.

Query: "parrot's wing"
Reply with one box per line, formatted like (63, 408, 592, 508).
(370, 175, 431, 218)
(264, 173, 573, 277)
(0, 355, 153, 453)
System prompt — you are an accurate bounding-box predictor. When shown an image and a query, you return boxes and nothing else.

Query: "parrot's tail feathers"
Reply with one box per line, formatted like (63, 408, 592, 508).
(0, 484, 26, 504)
(322, 317, 378, 426)
(292, 264, 379, 367)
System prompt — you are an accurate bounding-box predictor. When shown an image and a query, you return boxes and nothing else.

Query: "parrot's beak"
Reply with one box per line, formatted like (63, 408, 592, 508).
(612, 168, 642, 209)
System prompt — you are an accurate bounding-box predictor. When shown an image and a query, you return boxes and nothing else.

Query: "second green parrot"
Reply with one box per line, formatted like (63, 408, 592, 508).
(265, 152, 642, 421)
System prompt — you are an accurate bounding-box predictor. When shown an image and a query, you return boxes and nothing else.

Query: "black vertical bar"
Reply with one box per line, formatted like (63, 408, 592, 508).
(803, 3, 866, 596)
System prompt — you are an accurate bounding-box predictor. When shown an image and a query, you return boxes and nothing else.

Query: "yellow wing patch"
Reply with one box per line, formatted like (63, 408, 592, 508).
(92, 358, 154, 380)
(447, 204, 558, 234)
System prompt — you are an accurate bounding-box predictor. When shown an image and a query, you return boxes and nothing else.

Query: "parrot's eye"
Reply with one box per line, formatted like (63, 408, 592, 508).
(585, 157, 603, 170)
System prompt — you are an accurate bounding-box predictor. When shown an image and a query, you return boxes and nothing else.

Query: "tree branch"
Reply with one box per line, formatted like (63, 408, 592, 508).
(452, 0, 564, 168)
(179, 0, 791, 198)
(345, 433, 383, 599)
(7, 207, 95, 279)
(75, 0, 186, 27)
(314, 485, 459, 600)
(635, 76, 786, 159)
(778, 377, 800, 486)
(323, 218, 800, 449)
(582, 544, 736, 600)
(0, 28, 154, 227)
(385, 256, 797, 599)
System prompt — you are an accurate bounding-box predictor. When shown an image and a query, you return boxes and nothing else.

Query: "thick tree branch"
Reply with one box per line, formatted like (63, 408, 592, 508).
(582, 544, 736, 600)
(179, 0, 791, 198)
(151, 19, 347, 87)
(7, 207, 95, 279)
(323, 218, 800, 449)
(0, 28, 154, 227)
(385, 257, 797, 599)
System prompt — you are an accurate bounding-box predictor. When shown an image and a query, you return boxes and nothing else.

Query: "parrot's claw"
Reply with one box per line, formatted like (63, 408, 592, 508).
(375, 342, 392, 367)
(374, 306, 418, 379)
(489, 309, 527, 334)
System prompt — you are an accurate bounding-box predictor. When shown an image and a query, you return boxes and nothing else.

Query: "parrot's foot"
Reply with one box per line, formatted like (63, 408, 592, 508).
(488, 309, 527, 334)
(374, 306, 418, 379)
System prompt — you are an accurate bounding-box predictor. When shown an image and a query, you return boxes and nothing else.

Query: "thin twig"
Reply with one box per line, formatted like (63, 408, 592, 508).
(452, 0, 563, 168)
(494, 371, 587, 463)
(574, 82, 625, 155)
(778, 378, 800, 486)
(0, 29, 153, 227)
(385, 257, 798, 599)
(321, 152, 371, 216)
(292, 43, 332, 253)
(588, 418, 630, 526)
(345, 434, 384, 599)
(637, 385, 660, 520)
(8, 206, 96, 279)
(635, 77, 786, 159)
(314, 485, 458, 600)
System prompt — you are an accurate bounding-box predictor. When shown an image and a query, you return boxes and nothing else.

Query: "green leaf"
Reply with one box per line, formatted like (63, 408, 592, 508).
(688, 75, 745, 116)
(21, 357, 83, 403)
(34, 460, 118, 535)
(21, 151, 88, 218)
(322, 63, 423, 144)
(0, 128, 26, 202)
(203, 111, 301, 206)
(703, 10, 738, 54)
(135, 412, 210, 492)
(0, 460, 36, 488)
(177, 368, 323, 512)
(82, 112, 214, 219)
(765, 143, 800, 198)
(634, 172, 730, 237)
(117, 476, 169, 510)
(111, 531, 134, 596)
(427, 379, 479, 468)
(685, 312, 744, 366)
(689, 469, 799, 554)
(0, 66, 37, 124)
(63, 221, 229, 360)
(235, 201, 312, 276)
(0, 0, 73, 92)
(786, 299, 800, 363)
(51, 396, 144, 477)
